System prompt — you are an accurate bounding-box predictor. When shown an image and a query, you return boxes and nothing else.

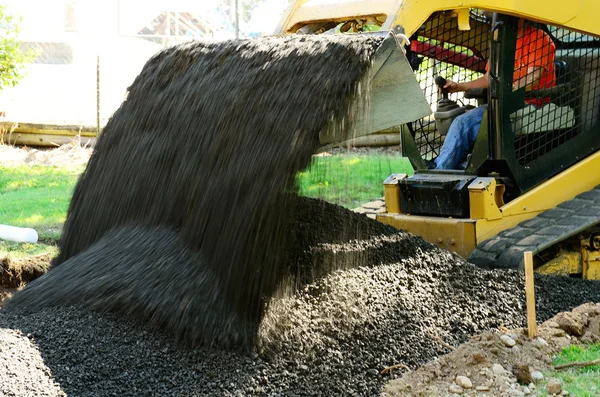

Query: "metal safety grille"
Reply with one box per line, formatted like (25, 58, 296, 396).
(409, 11, 489, 161)
(513, 23, 600, 165)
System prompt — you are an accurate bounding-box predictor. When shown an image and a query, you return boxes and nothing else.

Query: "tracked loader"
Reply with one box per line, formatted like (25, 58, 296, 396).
(276, 0, 600, 280)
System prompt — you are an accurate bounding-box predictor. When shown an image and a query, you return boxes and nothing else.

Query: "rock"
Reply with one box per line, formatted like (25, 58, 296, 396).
(455, 376, 473, 389)
(472, 352, 487, 364)
(533, 337, 548, 348)
(572, 302, 600, 317)
(523, 386, 531, 395)
(492, 363, 507, 376)
(581, 331, 600, 344)
(554, 312, 586, 336)
(587, 316, 600, 336)
(366, 368, 378, 376)
(449, 383, 464, 394)
(561, 390, 569, 396)
(547, 328, 566, 338)
(500, 335, 516, 347)
(546, 321, 560, 328)
(546, 378, 561, 395)
(530, 370, 544, 382)
(475, 386, 490, 391)
(512, 364, 533, 384)
(528, 383, 536, 390)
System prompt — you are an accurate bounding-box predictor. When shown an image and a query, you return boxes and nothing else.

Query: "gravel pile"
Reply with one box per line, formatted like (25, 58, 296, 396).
(2, 199, 600, 396)
(31, 35, 383, 348)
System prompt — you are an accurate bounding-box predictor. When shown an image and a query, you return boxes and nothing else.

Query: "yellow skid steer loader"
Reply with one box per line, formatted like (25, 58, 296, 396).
(275, 0, 600, 280)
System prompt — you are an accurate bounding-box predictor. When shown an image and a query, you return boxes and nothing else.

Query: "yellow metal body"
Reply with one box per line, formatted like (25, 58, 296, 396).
(537, 251, 582, 276)
(378, 213, 477, 258)
(278, 0, 600, 280)
(276, 0, 600, 39)
(376, 147, 600, 279)
(378, 150, 600, 279)
(473, 150, 600, 245)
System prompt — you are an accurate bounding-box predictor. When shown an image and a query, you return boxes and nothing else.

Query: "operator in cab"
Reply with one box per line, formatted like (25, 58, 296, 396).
(433, 19, 556, 170)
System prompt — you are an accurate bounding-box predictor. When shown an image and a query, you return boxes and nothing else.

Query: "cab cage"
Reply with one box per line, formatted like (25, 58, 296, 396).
(401, 11, 600, 202)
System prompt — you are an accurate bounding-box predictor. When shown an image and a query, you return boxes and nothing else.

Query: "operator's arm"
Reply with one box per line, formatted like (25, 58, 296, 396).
(443, 71, 489, 93)
(444, 64, 544, 94)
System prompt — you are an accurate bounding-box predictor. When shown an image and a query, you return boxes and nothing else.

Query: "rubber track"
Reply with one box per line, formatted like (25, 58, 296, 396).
(468, 185, 600, 270)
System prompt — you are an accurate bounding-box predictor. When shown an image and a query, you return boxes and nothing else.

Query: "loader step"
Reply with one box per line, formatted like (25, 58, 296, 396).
(468, 185, 600, 270)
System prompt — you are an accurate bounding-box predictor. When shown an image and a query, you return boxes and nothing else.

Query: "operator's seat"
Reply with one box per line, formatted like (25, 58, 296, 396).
(512, 59, 579, 163)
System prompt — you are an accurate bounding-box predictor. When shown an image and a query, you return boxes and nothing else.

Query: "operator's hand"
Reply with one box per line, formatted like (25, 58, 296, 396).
(443, 80, 460, 93)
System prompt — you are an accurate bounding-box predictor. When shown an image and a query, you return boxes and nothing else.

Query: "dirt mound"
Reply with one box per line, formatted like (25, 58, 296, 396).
(383, 303, 600, 396)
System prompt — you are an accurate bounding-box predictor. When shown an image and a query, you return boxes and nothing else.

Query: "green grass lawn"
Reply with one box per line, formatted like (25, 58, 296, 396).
(297, 154, 413, 208)
(1, 154, 412, 257)
(539, 343, 600, 396)
(0, 165, 83, 257)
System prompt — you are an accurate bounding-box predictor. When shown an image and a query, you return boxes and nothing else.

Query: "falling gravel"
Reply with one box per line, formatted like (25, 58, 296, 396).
(7, 35, 383, 349)
(2, 199, 600, 396)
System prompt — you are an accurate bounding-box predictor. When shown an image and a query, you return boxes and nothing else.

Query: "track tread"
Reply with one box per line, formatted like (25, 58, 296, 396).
(469, 185, 600, 270)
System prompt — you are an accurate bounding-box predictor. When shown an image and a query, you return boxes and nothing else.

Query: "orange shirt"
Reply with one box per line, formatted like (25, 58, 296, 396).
(486, 24, 556, 107)
(515, 25, 556, 106)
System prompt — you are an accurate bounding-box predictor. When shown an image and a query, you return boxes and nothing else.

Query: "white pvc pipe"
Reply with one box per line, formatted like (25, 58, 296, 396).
(0, 224, 38, 244)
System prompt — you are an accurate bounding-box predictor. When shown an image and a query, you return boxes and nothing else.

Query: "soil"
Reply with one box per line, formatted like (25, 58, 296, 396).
(383, 303, 600, 396)
(0, 253, 51, 306)
(0, 254, 50, 289)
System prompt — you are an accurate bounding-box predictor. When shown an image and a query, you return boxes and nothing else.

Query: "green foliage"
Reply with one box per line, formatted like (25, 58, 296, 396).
(0, 5, 34, 91)
(538, 343, 600, 397)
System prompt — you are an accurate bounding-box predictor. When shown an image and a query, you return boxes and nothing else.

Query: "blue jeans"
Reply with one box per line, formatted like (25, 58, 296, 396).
(434, 104, 487, 170)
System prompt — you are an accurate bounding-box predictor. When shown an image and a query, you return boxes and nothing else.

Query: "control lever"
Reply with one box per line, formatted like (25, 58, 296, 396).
(435, 76, 449, 99)
(432, 75, 465, 136)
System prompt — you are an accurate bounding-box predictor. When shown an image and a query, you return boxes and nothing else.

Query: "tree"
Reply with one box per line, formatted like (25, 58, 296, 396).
(0, 5, 33, 91)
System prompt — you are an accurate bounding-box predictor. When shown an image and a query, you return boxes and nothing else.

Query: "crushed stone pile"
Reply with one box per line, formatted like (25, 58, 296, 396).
(2, 199, 600, 396)
(7, 35, 383, 348)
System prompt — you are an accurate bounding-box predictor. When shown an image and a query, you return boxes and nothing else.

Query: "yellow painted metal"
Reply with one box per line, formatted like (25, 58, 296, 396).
(276, 0, 393, 33)
(391, 0, 600, 39)
(536, 251, 582, 276)
(377, 150, 600, 260)
(277, 0, 600, 39)
(535, 247, 600, 280)
(475, 149, 600, 245)
(456, 8, 471, 31)
(468, 177, 503, 221)
(586, 257, 600, 280)
(376, 213, 477, 258)
(274, 0, 311, 34)
(383, 173, 406, 214)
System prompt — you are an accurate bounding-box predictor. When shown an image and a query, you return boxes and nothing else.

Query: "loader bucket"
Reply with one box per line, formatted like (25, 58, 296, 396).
(319, 32, 431, 145)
